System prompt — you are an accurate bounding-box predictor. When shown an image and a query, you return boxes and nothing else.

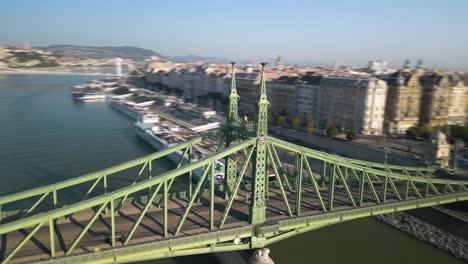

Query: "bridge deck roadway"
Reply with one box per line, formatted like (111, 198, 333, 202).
(1, 180, 445, 263)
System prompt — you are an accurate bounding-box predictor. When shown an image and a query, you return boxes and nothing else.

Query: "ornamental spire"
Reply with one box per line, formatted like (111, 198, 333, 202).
(258, 62, 269, 105)
(227, 62, 239, 123)
(256, 63, 269, 136)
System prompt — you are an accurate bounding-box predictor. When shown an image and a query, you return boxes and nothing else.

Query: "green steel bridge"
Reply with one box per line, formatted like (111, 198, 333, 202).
(0, 63, 467, 264)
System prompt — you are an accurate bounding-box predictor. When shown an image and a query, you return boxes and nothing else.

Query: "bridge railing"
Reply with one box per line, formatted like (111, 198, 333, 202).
(0, 135, 213, 223)
(267, 136, 468, 214)
(0, 138, 256, 263)
(269, 137, 437, 177)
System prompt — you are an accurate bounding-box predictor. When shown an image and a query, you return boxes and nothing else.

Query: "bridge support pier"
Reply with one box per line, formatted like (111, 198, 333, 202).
(249, 248, 275, 264)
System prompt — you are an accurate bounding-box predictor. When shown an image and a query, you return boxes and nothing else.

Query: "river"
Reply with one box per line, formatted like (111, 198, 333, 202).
(0, 74, 462, 264)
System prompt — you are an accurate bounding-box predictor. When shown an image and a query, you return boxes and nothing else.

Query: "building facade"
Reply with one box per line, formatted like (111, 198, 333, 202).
(319, 76, 387, 135)
(447, 76, 466, 125)
(296, 75, 322, 122)
(384, 71, 422, 134)
(419, 73, 451, 127)
(235, 72, 262, 116)
(267, 76, 298, 119)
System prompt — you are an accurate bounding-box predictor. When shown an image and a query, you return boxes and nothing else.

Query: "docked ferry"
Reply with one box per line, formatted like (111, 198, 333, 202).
(74, 93, 108, 101)
(110, 100, 159, 123)
(134, 122, 225, 184)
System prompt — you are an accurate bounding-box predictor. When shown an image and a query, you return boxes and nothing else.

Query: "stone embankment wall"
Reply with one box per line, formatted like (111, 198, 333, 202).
(376, 212, 467, 261)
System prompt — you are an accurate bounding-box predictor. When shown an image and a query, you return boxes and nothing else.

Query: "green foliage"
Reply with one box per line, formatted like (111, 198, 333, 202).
(14, 52, 42, 63)
(406, 127, 418, 138)
(290, 115, 301, 130)
(406, 124, 434, 140)
(419, 124, 434, 139)
(306, 116, 315, 133)
(326, 125, 337, 137)
(346, 129, 359, 141)
(323, 118, 332, 130)
(376, 137, 382, 144)
(277, 116, 286, 127)
(446, 125, 468, 144)
(323, 118, 336, 137)
(34, 60, 60, 67)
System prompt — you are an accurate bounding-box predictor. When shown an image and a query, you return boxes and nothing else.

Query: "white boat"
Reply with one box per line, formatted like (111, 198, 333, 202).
(134, 101, 155, 107)
(134, 122, 225, 184)
(191, 122, 220, 133)
(77, 93, 108, 100)
(140, 114, 160, 123)
(103, 87, 119, 92)
(112, 93, 133, 100)
(110, 100, 159, 123)
(72, 84, 87, 89)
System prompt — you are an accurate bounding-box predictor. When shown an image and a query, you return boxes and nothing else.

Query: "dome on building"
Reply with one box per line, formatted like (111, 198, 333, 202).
(430, 130, 447, 145)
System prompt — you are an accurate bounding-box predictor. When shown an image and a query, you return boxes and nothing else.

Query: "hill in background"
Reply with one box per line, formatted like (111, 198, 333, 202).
(41, 45, 165, 60)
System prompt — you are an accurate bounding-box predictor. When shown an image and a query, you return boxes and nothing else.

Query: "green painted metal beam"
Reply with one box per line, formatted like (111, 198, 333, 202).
(219, 146, 254, 229)
(0, 139, 256, 235)
(269, 137, 466, 185)
(2, 218, 46, 263)
(66, 202, 108, 255)
(29, 192, 468, 264)
(0, 136, 209, 206)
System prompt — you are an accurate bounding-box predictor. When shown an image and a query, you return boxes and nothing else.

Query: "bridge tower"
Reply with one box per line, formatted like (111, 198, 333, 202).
(224, 62, 240, 199)
(115, 57, 123, 77)
(250, 63, 270, 224)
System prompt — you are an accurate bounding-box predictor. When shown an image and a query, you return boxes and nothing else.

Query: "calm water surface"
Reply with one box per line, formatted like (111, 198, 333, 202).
(0, 74, 462, 264)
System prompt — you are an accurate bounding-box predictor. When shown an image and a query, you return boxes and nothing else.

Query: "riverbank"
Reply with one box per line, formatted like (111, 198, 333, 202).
(376, 212, 467, 261)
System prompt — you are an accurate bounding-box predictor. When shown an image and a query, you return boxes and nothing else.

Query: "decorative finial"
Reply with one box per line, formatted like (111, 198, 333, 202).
(258, 63, 269, 104)
(227, 61, 239, 123)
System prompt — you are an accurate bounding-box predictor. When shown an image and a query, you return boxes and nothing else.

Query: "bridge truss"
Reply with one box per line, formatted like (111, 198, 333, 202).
(0, 63, 467, 264)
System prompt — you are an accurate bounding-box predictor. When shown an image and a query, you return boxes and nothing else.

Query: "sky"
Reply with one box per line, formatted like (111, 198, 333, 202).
(1, 0, 468, 70)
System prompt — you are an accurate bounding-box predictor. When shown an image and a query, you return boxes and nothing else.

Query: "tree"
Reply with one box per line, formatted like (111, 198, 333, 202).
(291, 115, 301, 130)
(277, 116, 286, 127)
(323, 118, 332, 130)
(306, 116, 315, 133)
(406, 124, 434, 140)
(448, 125, 468, 144)
(323, 118, 336, 137)
(417, 123, 434, 139)
(376, 136, 382, 144)
(406, 127, 418, 138)
(346, 129, 359, 141)
(326, 124, 337, 137)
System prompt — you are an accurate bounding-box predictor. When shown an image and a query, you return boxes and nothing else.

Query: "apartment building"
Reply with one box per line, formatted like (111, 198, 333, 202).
(267, 76, 298, 119)
(419, 73, 451, 127)
(319, 76, 387, 135)
(384, 71, 422, 134)
(447, 75, 466, 125)
(296, 75, 322, 122)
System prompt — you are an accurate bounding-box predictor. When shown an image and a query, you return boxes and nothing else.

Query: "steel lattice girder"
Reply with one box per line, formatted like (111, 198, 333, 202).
(0, 138, 256, 236)
(29, 192, 468, 264)
(268, 137, 435, 175)
(0, 135, 214, 217)
(268, 137, 468, 186)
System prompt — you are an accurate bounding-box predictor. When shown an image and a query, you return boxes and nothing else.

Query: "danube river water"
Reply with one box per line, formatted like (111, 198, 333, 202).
(0, 74, 462, 264)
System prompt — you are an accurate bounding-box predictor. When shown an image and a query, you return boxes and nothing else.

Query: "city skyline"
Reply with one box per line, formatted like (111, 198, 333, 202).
(1, 0, 468, 70)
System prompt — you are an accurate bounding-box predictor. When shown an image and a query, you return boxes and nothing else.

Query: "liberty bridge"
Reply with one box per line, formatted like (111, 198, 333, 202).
(0, 63, 467, 263)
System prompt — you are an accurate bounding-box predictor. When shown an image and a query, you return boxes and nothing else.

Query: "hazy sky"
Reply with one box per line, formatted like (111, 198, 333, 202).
(2, 0, 468, 70)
